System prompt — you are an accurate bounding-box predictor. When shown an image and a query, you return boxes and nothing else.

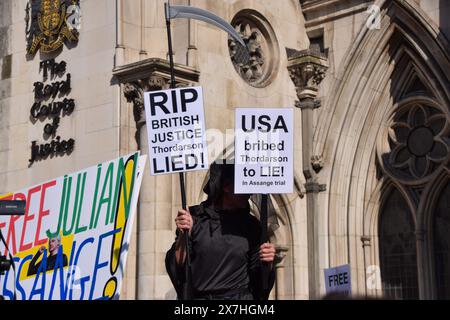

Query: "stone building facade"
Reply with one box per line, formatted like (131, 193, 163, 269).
(0, 0, 449, 300)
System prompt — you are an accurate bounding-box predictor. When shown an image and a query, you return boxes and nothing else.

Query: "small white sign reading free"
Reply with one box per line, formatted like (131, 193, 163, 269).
(143, 86, 208, 175)
(324, 264, 352, 296)
(234, 108, 294, 194)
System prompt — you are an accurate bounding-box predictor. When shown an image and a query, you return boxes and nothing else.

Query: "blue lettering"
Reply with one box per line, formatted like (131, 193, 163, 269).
(89, 229, 120, 300)
(70, 237, 94, 300)
(29, 250, 47, 300)
(1, 264, 14, 300)
(16, 255, 32, 300)
(60, 239, 77, 300)
(48, 245, 68, 300)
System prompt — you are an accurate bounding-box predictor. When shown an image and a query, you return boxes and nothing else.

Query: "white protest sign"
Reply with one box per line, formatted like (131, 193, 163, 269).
(324, 264, 352, 296)
(144, 86, 208, 175)
(234, 108, 294, 194)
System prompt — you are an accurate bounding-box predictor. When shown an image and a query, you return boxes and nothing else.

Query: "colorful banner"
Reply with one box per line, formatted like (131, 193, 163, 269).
(0, 152, 146, 300)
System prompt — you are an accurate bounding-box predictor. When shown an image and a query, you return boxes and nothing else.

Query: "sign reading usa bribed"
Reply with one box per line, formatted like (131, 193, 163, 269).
(0, 153, 146, 300)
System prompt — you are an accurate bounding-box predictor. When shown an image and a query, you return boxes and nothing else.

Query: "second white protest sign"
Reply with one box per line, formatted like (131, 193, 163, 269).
(144, 86, 208, 175)
(235, 108, 294, 194)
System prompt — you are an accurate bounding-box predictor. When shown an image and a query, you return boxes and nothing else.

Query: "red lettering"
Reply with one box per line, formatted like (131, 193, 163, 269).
(35, 180, 56, 246)
(5, 215, 20, 256)
(13, 193, 26, 202)
(19, 186, 41, 252)
(0, 220, 6, 255)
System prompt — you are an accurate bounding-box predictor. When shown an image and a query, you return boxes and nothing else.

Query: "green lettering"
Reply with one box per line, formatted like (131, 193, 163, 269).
(92, 162, 114, 228)
(89, 164, 102, 229)
(62, 176, 74, 236)
(74, 172, 88, 234)
(46, 175, 67, 238)
(111, 153, 137, 224)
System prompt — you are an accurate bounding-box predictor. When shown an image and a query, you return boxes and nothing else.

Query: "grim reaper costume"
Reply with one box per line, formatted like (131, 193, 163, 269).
(165, 162, 276, 300)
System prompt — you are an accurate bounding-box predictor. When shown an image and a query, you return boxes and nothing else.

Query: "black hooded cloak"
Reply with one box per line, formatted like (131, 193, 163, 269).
(165, 162, 275, 300)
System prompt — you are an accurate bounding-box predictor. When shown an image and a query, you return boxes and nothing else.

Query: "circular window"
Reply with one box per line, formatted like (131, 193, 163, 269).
(228, 10, 279, 88)
(382, 100, 450, 181)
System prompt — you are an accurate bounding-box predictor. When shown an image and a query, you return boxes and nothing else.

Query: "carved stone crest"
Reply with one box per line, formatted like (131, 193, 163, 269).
(25, 0, 80, 55)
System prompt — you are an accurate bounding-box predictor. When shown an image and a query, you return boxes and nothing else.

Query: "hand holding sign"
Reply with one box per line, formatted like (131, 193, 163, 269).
(234, 107, 293, 294)
(175, 209, 193, 235)
(259, 243, 276, 263)
(144, 86, 208, 300)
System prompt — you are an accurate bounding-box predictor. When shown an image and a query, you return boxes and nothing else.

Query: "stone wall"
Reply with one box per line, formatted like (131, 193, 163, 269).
(0, 0, 119, 191)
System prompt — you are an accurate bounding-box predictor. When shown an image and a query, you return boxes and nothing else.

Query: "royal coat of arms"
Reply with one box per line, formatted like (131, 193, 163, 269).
(25, 0, 80, 55)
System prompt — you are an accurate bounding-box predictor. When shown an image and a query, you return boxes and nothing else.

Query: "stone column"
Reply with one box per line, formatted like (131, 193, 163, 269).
(123, 76, 172, 299)
(274, 246, 289, 300)
(415, 229, 432, 299)
(187, 0, 198, 68)
(113, 58, 199, 299)
(115, 0, 125, 67)
(287, 49, 328, 299)
(361, 235, 372, 297)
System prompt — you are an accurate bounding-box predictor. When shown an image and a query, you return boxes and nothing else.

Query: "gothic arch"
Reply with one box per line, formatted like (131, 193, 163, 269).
(313, 0, 450, 297)
(418, 169, 450, 298)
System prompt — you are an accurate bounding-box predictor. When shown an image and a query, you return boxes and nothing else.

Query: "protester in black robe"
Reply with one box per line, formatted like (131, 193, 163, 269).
(165, 162, 276, 300)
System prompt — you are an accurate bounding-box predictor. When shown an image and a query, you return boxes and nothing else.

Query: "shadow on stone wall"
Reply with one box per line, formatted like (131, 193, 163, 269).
(0, 0, 12, 192)
(440, 0, 450, 42)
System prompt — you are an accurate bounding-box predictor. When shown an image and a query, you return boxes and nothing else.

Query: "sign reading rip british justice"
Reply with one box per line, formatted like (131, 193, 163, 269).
(235, 108, 294, 194)
(144, 86, 208, 175)
(0, 153, 146, 300)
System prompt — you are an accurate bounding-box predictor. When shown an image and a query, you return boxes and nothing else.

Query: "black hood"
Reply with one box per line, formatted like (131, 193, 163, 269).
(203, 161, 235, 205)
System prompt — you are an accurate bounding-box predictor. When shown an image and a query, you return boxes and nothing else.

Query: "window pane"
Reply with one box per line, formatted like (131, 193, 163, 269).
(379, 188, 419, 299)
(434, 182, 450, 299)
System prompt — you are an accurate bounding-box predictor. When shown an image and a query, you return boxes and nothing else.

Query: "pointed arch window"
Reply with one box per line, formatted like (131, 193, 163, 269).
(379, 188, 419, 299)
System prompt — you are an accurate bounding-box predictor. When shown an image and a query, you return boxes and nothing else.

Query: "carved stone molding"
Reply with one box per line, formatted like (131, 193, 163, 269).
(287, 48, 328, 100)
(113, 58, 200, 146)
(228, 10, 279, 88)
(311, 155, 324, 173)
(361, 236, 371, 247)
(122, 76, 169, 125)
(288, 48, 328, 193)
(300, 0, 372, 29)
(274, 245, 289, 267)
(295, 99, 321, 110)
(113, 57, 199, 85)
(304, 180, 327, 193)
(415, 229, 426, 242)
(377, 97, 450, 185)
